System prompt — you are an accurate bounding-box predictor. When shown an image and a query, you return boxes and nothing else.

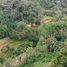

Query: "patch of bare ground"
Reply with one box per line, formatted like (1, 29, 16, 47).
(41, 17, 51, 24)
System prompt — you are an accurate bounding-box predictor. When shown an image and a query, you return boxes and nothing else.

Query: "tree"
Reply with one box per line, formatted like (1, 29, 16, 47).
(60, 0, 67, 8)
(35, 0, 57, 9)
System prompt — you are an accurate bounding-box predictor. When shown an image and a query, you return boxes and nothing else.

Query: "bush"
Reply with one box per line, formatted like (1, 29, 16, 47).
(52, 48, 67, 67)
(0, 57, 2, 63)
(1, 45, 9, 53)
(21, 45, 53, 67)
(0, 63, 2, 67)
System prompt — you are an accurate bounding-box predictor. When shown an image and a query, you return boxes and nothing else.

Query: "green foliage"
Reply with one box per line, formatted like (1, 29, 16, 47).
(25, 24, 31, 29)
(37, 21, 67, 53)
(0, 0, 44, 39)
(60, 0, 67, 8)
(0, 10, 17, 39)
(0, 63, 2, 67)
(0, 57, 2, 63)
(16, 21, 26, 31)
(35, 0, 57, 9)
(32, 62, 51, 67)
(1, 45, 9, 53)
(41, 21, 67, 41)
(52, 48, 67, 67)
(1, 0, 67, 67)
(16, 21, 67, 67)
(62, 16, 67, 21)
(4, 58, 15, 67)
(21, 45, 54, 67)
(10, 39, 19, 45)
(37, 35, 44, 45)
(1, 48, 8, 53)
(6, 44, 26, 58)
(6, 40, 34, 58)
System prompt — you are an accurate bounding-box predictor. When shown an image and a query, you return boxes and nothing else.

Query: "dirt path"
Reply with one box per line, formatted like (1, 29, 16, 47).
(36, 17, 51, 28)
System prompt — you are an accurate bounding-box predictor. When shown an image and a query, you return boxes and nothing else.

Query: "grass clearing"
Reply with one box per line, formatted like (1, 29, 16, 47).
(9, 39, 20, 46)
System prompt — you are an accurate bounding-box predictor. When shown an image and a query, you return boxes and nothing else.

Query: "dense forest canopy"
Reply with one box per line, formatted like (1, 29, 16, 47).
(0, 0, 44, 39)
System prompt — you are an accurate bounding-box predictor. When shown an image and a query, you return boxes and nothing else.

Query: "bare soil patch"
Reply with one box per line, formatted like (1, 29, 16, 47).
(41, 17, 51, 24)
(41, 18, 48, 23)
(36, 18, 51, 28)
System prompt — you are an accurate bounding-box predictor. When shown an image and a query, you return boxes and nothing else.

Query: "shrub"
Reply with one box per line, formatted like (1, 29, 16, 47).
(0, 57, 2, 63)
(1, 47, 9, 53)
(21, 45, 53, 67)
(52, 48, 67, 67)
